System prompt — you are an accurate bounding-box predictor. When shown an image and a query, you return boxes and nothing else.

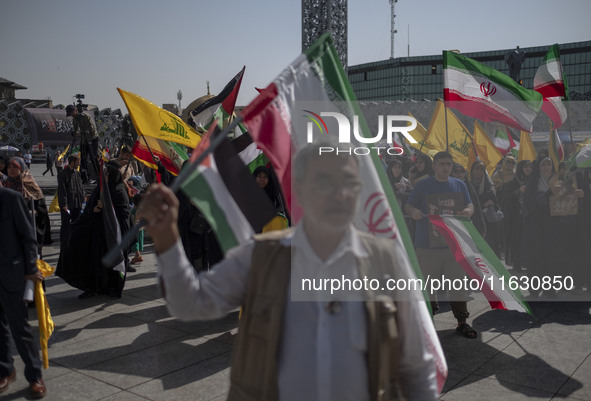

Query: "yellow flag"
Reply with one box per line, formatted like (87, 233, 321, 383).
(468, 121, 503, 175)
(35, 259, 55, 369)
(48, 191, 60, 213)
(118, 88, 202, 149)
(407, 113, 438, 157)
(518, 131, 537, 162)
(424, 99, 473, 169)
(57, 145, 70, 162)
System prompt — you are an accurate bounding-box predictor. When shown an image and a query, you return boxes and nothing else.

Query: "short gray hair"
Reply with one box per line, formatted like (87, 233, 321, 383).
(293, 137, 358, 182)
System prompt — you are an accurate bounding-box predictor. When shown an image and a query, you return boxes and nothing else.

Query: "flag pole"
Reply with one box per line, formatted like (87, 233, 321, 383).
(101, 116, 243, 268)
(443, 99, 450, 151)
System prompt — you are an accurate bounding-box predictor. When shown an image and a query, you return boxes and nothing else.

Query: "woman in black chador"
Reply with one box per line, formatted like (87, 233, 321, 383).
(57, 160, 130, 298)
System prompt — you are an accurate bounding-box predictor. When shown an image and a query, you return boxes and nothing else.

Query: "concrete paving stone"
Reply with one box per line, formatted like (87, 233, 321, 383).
(557, 355, 591, 401)
(441, 375, 554, 400)
(92, 391, 153, 401)
(472, 323, 589, 395)
(82, 334, 232, 389)
(3, 370, 123, 401)
(47, 309, 149, 350)
(48, 322, 188, 370)
(129, 353, 231, 401)
(155, 312, 239, 338)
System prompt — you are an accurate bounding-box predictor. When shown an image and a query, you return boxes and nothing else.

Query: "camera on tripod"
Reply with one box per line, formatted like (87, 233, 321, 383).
(75, 93, 88, 113)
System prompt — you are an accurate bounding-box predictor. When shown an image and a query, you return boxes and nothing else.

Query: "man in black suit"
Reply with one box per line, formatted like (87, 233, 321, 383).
(0, 187, 47, 398)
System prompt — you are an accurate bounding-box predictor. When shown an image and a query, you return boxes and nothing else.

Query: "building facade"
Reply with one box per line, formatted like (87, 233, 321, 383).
(348, 41, 591, 102)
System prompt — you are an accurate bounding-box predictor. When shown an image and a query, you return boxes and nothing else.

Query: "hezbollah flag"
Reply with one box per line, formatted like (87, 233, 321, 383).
(423, 99, 473, 170)
(468, 121, 503, 175)
(444, 51, 543, 132)
(118, 88, 201, 149)
(518, 131, 537, 162)
(407, 113, 438, 157)
(241, 32, 448, 392)
(430, 215, 533, 315)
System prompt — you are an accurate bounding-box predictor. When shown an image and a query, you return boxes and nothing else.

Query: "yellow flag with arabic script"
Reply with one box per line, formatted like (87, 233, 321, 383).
(424, 99, 473, 169)
(118, 88, 202, 149)
(407, 113, 438, 157)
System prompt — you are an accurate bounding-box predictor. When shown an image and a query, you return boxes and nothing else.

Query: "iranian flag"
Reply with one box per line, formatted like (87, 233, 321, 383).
(241, 32, 448, 392)
(180, 126, 275, 253)
(534, 44, 568, 129)
(430, 215, 533, 315)
(443, 51, 543, 132)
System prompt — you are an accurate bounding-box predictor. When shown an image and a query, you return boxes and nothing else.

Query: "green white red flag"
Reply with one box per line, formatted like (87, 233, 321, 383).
(534, 44, 566, 98)
(534, 44, 568, 129)
(493, 127, 519, 157)
(443, 51, 543, 132)
(430, 215, 533, 315)
(241, 32, 448, 392)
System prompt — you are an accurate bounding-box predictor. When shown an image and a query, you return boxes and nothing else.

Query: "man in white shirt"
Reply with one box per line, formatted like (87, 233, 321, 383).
(138, 141, 439, 401)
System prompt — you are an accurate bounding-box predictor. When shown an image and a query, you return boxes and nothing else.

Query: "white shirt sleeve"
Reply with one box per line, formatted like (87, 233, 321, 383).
(156, 239, 254, 321)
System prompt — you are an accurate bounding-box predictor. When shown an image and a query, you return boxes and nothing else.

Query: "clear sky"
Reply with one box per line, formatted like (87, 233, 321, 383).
(1, 0, 589, 113)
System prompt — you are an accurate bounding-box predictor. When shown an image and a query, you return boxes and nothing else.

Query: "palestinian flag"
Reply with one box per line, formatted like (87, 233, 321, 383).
(534, 44, 568, 129)
(443, 51, 543, 132)
(430, 215, 533, 315)
(231, 125, 269, 173)
(189, 66, 245, 130)
(241, 32, 448, 392)
(180, 127, 276, 253)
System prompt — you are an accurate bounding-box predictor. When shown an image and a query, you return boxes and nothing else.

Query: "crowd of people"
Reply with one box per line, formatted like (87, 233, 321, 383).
(2, 129, 590, 399)
(386, 148, 591, 294)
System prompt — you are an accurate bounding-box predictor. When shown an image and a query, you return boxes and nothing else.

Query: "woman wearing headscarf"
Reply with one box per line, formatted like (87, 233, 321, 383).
(451, 163, 486, 237)
(470, 160, 502, 257)
(523, 157, 554, 295)
(386, 158, 412, 210)
(503, 160, 533, 270)
(59, 160, 131, 298)
(4, 157, 53, 255)
(492, 156, 517, 204)
(253, 165, 289, 232)
(408, 153, 433, 187)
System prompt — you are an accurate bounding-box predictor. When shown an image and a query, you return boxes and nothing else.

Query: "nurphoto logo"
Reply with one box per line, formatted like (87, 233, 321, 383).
(303, 111, 418, 156)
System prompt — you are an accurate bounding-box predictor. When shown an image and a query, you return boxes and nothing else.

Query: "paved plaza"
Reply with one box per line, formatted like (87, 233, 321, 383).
(2, 163, 591, 400)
